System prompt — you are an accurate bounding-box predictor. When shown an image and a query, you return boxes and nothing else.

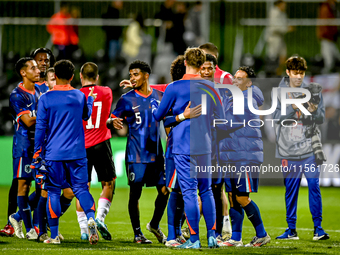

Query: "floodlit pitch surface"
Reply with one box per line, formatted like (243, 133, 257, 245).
(0, 186, 339, 254)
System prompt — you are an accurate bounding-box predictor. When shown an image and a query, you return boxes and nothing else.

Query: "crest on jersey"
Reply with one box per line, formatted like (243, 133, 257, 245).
(129, 172, 135, 182)
(24, 165, 31, 174)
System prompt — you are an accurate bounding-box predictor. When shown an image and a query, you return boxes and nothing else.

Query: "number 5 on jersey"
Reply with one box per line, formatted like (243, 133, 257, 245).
(135, 112, 141, 124)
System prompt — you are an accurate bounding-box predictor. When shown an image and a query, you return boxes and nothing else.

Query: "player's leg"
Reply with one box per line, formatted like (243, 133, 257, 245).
(164, 158, 185, 246)
(146, 184, 168, 244)
(37, 188, 49, 241)
(60, 187, 74, 217)
(126, 163, 151, 243)
(145, 158, 169, 244)
(174, 154, 201, 249)
(8, 179, 18, 219)
(212, 182, 223, 239)
(166, 188, 185, 247)
(198, 176, 218, 248)
(76, 146, 92, 240)
(220, 163, 246, 247)
(76, 198, 89, 240)
(43, 160, 67, 244)
(304, 156, 329, 240)
(276, 159, 301, 240)
(0, 179, 18, 237)
(93, 140, 117, 240)
(129, 183, 147, 242)
(221, 187, 232, 239)
(97, 179, 115, 222)
(220, 191, 244, 247)
(46, 185, 62, 241)
(66, 158, 98, 244)
(9, 157, 34, 238)
(165, 157, 181, 245)
(236, 164, 269, 247)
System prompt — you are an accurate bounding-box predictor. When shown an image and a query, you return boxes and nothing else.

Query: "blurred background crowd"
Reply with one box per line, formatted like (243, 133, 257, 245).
(0, 0, 339, 143)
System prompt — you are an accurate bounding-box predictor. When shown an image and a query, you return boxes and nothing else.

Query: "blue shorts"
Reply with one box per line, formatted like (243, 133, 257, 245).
(165, 157, 180, 190)
(13, 156, 34, 179)
(126, 159, 166, 187)
(224, 162, 260, 193)
(45, 158, 87, 189)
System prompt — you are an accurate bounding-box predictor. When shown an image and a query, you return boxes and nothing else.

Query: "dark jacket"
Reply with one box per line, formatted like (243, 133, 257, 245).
(219, 85, 264, 164)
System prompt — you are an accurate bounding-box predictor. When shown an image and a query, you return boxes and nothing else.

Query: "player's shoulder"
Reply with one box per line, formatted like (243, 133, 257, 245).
(10, 83, 25, 99)
(152, 88, 164, 97)
(122, 89, 135, 97)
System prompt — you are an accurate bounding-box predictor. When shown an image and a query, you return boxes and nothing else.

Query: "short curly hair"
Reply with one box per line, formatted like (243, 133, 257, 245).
(170, 55, 185, 82)
(286, 55, 307, 71)
(205, 54, 217, 67)
(239, 66, 256, 81)
(184, 47, 206, 69)
(129, 60, 152, 74)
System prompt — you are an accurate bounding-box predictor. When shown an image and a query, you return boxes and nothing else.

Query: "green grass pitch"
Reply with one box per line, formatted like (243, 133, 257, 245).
(0, 186, 339, 254)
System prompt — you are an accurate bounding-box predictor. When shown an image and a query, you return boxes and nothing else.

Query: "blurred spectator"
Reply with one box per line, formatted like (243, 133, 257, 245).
(266, 0, 293, 75)
(70, 6, 81, 58)
(317, 0, 340, 74)
(172, 2, 188, 55)
(321, 106, 340, 141)
(102, 1, 123, 64)
(46, 1, 79, 60)
(184, 1, 203, 47)
(122, 14, 152, 75)
(156, 0, 176, 52)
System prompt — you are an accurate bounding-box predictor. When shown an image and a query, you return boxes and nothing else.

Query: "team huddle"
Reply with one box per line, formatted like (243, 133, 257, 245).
(0, 42, 329, 248)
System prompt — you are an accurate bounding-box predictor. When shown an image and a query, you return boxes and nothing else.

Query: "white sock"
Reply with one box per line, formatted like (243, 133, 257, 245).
(76, 211, 88, 235)
(223, 215, 232, 234)
(96, 198, 111, 223)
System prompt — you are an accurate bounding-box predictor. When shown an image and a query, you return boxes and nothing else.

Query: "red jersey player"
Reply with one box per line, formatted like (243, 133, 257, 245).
(77, 62, 116, 241)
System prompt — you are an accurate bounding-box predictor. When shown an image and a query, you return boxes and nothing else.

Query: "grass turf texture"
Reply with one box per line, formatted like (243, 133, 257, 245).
(0, 186, 339, 254)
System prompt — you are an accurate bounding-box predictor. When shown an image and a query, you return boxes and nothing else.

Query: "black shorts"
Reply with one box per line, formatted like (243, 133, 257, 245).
(86, 139, 116, 182)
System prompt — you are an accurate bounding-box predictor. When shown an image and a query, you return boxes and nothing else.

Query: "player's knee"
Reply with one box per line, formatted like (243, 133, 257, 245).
(18, 180, 30, 196)
(235, 194, 251, 207)
(62, 187, 75, 200)
(158, 185, 169, 196)
(72, 182, 89, 198)
(41, 189, 48, 198)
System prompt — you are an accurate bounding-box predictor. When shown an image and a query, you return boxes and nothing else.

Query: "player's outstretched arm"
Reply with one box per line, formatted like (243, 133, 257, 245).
(153, 85, 176, 121)
(182, 101, 202, 119)
(88, 86, 97, 101)
(106, 117, 124, 130)
(82, 88, 95, 121)
(20, 114, 36, 127)
(120, 80, 133, 89)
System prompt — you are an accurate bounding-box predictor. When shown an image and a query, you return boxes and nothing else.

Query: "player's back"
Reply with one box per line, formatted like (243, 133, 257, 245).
(158, 77, 224, 155)
(80, 85, 112, 148)
(38, 86, 88, 161)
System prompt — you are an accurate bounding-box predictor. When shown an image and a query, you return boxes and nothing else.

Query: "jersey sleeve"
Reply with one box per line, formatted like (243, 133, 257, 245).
(221, 72, 233, 85)
(34, 96, 48, 157)
(111, 96, 128, 119)
(153, 84, 176, 121)
(82, 94, 94, 121)
(10, 93, 31, 123)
